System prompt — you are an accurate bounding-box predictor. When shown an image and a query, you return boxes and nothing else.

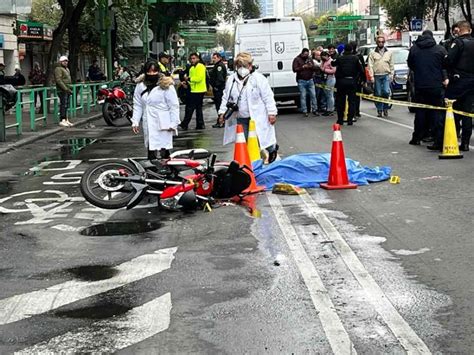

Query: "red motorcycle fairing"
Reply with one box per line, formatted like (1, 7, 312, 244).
(185, 173, 213, 196)
(112, 87, 126, 99)
(165, 159, 201, 169)
(160, 182, 194, 199)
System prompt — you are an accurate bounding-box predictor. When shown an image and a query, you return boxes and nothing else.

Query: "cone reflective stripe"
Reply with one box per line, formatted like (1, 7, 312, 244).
(233, 124, 265, 194)
(247, 119, 261, 162)
(343, 97, 349, 122)
(439, 99, 463, 159)
(320, 124, 357, 190)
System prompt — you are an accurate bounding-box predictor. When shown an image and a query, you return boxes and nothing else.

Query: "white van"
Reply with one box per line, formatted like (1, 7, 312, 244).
(234, 17, 309, 105)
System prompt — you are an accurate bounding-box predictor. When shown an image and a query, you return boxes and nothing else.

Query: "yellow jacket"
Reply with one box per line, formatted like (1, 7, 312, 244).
(189, 63, 207, 93)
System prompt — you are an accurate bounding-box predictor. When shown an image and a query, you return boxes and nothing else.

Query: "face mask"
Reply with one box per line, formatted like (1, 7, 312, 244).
(237, 67, 250, 78)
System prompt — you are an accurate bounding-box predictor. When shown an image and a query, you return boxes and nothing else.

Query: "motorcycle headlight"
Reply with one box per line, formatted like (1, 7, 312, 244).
(394, 73, 408, 85)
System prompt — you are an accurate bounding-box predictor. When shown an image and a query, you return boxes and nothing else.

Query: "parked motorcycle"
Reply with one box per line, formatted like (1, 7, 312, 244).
(97, 85, 133, 126)
(80, 149, 252, 211)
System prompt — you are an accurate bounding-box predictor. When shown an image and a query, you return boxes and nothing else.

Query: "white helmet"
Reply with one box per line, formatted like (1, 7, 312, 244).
(59, 56, 69, 62)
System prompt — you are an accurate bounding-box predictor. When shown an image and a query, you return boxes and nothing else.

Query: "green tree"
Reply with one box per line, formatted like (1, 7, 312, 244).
(302, 13, 356, 45)
(215, 30, 234, 50)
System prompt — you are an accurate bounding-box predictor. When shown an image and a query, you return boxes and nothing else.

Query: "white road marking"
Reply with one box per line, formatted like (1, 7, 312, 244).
(361, 112, 412, 129)
(362, 111, 474, 150)
(391, 248, 430, 256)
(0, 247, 177, 326)
(267, 193, 357, 355)
(51, 224, 82, 232)
(15, 293, 172, 354)
(300, 193, 431, 354)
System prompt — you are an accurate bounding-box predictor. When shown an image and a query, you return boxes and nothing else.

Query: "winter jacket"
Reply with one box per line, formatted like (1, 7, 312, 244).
(368, 47, 394, 77)
(189, 63, 207, 93)
(209, 60, 227, 89)
(332, 53, 365, 85)
(54, 64, 72, 93)
(321, 59, 336, 77)
(407, 35, 448, 89)
(29, 68, 46, 85)
(292, 54, 315, 81)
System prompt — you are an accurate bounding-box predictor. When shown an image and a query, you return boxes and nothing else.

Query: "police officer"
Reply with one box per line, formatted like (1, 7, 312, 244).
(445, 20, 474, 151)
(210, 52, 227, 128)
(440, 23, 460, 51)
(158, 52, 171, 76)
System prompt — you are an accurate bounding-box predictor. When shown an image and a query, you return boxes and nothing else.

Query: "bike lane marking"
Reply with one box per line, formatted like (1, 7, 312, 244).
(15, 293, 171, 354)
(0, 247, 177, 326)
(300, 193, 431, 354)
(266, 193, 357, 355)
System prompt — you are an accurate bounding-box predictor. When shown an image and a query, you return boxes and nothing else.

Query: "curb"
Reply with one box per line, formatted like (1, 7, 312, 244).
(0, 113, 103, 155)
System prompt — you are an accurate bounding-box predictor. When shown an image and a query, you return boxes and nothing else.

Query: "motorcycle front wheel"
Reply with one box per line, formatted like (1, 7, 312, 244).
(102, 102, 118, 126)
(80, 160, 139, 209)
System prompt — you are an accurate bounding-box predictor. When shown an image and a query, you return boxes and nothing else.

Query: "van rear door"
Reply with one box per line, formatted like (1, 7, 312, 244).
(269, 20, 305, 91)
(235, 22, 273, 87)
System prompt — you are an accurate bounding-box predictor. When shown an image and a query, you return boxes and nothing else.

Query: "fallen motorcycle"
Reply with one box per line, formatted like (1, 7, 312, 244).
(80, 149, 252, 211)
(97, 84, 133, 126)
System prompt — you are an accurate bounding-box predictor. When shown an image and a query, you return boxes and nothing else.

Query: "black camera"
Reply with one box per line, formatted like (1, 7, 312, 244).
(223, 101, 239, 120)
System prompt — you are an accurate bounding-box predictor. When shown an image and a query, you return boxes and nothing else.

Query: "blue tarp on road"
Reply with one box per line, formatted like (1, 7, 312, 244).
(253, 153, 391, 190)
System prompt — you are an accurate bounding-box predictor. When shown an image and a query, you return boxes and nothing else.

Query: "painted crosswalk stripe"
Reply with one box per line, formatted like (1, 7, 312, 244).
(267, 193, 357, 355)
(15, 293, 171, 354)
(0, 247, 177, 326)
(300, 193, 431, 354)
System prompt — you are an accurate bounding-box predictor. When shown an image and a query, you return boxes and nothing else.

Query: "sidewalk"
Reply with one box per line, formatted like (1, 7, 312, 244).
(0, 109, 103, 155)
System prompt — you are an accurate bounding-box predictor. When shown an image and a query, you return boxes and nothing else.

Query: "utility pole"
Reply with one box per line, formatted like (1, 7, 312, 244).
(98, 0, 114, 80)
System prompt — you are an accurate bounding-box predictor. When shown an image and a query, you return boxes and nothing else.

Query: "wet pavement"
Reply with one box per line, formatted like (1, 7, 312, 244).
(0, 101, 472, 353)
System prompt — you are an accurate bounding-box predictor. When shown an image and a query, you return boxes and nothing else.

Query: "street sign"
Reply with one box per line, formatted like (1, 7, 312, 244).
(312, 36, 329, 42)
(337, 15, 362, 21)
(411, 19, 423, 31)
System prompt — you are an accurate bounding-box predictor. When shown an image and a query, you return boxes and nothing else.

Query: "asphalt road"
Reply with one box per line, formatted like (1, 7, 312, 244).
(0, 98, 472, 354)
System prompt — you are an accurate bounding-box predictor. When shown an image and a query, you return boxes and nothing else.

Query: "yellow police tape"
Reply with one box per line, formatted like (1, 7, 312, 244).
(315, 83, 474, 118)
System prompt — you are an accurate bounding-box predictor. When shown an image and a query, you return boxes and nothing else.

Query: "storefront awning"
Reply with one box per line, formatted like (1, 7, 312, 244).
(17, 20, 53, 41)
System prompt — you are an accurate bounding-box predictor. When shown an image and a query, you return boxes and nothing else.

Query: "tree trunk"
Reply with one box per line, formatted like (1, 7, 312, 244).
(68, 24, 81, 83)
(44, 0, 88, 85)
(444, 0, 451, 39)
(460, 0, 473, 25)
(433, 1, 440, 30)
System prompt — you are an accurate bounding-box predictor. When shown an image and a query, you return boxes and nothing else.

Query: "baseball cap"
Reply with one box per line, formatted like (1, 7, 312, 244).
(59, 56, 69, 62)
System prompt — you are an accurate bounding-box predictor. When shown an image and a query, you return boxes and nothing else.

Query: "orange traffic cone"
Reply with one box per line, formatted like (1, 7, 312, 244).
(233, 124, 265, 194)
(320, 124, 357, 190)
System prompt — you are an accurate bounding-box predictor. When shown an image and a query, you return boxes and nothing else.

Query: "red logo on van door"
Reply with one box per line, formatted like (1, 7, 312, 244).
(275, 42, 285, 54)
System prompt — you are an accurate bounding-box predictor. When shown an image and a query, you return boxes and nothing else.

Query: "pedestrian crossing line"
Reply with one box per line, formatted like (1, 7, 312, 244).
(300, 193, 431, 354)
(267, 193, 357, 355)
(15, 293, 171, 354)
(0, 247, 177, 326)
(361, 111, 474, 150)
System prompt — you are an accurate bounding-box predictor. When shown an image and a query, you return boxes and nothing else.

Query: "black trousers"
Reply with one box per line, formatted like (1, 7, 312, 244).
(412, 88, 445, 146)
(454, 93, 474, 145)
(335, 80, 357, 123)
(354, 82, 362, 115)
(213, 87, 224, 113)
(181, 92, 205, 129)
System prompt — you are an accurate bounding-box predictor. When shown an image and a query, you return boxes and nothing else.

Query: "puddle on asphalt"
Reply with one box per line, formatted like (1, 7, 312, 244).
(54, 303, 131, 319)
(80, 221, 162, 236)
(66, 265, 119, 281)
(56, 137, 97, 158)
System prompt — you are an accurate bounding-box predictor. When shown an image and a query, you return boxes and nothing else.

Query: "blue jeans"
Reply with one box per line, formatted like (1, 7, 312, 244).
(298, 79, 317, 113)
(374, 75, 391, 111)
(324, 76, 335, 112)
(314, 80, 327, 111)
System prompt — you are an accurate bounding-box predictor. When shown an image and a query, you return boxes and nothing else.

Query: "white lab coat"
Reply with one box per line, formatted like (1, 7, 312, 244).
(131, 82, 180, 150)
(219, 72, 277, 149)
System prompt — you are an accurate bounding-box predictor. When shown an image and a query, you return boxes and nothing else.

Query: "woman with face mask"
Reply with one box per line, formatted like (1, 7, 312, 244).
(218, 52, 279, 163)
(131, 60, 180, 160)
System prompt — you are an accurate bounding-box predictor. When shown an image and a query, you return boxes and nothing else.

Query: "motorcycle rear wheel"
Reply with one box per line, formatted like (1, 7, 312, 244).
(80, 160, 139, 209)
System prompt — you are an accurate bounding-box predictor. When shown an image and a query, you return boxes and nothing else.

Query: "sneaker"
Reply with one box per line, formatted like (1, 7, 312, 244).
(352, 117, 358, 123)
(303, 112, 309, 117)
(59, 120, 69, 127)
(383, 109, 388, 117)
(66, 119, 74, 127)
(347, 121, 353, 126)
(377, 111, 383, 118)
(312, 111, 319, 117)
(422, 136, 434, 143)
(178, 124, 188, 131)
(409, 139, 421, 146)
(212, 123, 224, 128)
(459, 143, 470, 151)
(268, 144, 279, 164)
(427, 145, 442, 151)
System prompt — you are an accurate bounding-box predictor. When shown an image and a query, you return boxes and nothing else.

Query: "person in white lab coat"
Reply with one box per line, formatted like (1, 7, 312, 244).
(218, 52, 279, 163)
(132, 60, 180, 160)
